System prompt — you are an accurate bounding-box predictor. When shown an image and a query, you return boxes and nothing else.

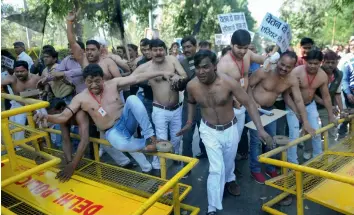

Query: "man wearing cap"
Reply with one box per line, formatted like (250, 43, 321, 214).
(13, 41, 34, 70)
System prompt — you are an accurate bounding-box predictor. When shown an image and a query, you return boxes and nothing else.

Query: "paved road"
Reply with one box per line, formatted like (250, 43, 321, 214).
(101, 128, 342, 215)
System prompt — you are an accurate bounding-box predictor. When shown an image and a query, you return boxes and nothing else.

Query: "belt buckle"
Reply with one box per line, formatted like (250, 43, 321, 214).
(215, 125, 224, 131)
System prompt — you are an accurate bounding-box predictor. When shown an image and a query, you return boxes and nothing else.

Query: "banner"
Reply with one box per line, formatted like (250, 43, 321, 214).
(217, 12, 248, 34)
(1, 56, 14, 70)
(258, 13, 292, 52)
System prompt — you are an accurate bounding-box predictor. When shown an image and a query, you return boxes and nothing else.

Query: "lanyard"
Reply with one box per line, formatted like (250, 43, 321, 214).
(306, 72, 317, 88)
(230, 53, 244, 78)
(89, 87, 104, 106)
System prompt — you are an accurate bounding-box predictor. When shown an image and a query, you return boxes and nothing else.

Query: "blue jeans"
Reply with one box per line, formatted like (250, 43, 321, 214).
(105, 95, 155, 152)
(286, 101, 321, 164)
(137, 92, 154, 129)
(247, 107, 276, 173)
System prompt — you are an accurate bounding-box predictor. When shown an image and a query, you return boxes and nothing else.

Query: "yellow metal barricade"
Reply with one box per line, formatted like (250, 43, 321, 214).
(1, 93, 200, 215)
(259, 116, 354, 215)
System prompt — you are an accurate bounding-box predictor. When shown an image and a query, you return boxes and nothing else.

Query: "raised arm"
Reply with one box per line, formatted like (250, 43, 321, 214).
(1, 75, 15, 86)
(170, 56, 187, 78)
(66, 11, 87, 68)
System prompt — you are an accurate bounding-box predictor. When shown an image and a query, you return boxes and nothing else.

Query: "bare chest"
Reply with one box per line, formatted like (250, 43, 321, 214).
(297, 74, 322, 91)
(262, 76, 289, 94)
(194, 84, 231, 108)
(98, 62, 112, 80)
(12, 80, 38, 95)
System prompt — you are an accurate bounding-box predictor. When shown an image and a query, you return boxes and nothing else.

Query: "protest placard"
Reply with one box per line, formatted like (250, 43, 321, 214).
(217, 12, 248, 34)
(214, 34, 232, 46)
(1, 56, 14, 69)
(258, 13, 292, 52)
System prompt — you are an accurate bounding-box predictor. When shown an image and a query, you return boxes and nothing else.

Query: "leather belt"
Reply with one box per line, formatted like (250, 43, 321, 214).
(153, 102, 182, 111)
(202, 116, 237, 131)
(304, 100, 314, 106)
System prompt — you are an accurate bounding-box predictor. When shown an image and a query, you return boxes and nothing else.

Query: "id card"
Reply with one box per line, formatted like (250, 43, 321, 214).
(240, 78, 245, 87)
(98, 107, 107, 117)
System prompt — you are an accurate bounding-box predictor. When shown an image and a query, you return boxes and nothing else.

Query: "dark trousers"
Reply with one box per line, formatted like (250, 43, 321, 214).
(274, 100, 289, 136)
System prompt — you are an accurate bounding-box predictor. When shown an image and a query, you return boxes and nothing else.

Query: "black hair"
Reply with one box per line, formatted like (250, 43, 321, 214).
(116, 46, 126, 53)
(13, 41, 25, 47)
(323, 50, 340, 61)
(170, 42, 180, 49)
(1, 49, 16, 61)
(280, 51, 298, 64)
(83, 64, 104, 79)
(14, 60, 29, 71)
(221, 46, 232, 56)
(231, 29, 251, 46)
(150, 39, 167, 50)
(194, 50, 217, 67)
(86, 40, 100, 49)
(140, 39, 151, 47)
(300, 37, 314, 46)
(199, 40, 211, 48)
(43, 49, 58, 59)
(77, 41, 85, 50)
(181, 36, 197, 46)
(42, 45, 55, 51)
(304, 49, 323, 61)
(127, 44, 138, 52)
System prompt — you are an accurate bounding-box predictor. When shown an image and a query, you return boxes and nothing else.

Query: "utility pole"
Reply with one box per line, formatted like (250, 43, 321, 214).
(331, 16, 336, 46)
(23, 0, 31, 48)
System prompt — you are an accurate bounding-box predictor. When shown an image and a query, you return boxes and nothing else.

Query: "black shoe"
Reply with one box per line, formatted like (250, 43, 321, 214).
(196, 152, 207, 159)
(206, 211, 217, 215)
(225, 181, 241, 196)
(121, 162, 135, 169)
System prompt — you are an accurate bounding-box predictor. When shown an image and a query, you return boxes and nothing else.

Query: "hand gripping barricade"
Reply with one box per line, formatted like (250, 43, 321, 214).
(1, 93, 199, 215)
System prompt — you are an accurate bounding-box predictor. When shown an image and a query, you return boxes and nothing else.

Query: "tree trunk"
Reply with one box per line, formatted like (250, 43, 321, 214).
(73, 0, 83, 42)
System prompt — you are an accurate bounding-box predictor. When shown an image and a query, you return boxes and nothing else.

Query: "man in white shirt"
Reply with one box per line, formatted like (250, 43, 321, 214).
(13, 41, 34, 69)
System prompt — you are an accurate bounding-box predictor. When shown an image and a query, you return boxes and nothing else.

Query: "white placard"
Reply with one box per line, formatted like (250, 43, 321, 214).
(245, 109, 288, 130)
(1, 56, 14, 69)
(258, 13, 292, 52)
(214, 34, 232, 46)
(217, 12, 248, 34)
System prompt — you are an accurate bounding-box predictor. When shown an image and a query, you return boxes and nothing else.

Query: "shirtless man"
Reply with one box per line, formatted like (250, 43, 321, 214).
(2, 61, 41, 140)
(132, 39, 187, 169)
(176, 50, 272, 215)
(217, 29, 276, 144)
(284, 50, 335, 163)
(248, 51, 316, 183)
(34, 63, 175, 181)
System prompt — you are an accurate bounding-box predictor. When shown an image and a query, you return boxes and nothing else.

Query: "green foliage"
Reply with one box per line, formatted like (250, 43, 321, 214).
(280, 0, 354, 47)
(160, 0, 256, 45)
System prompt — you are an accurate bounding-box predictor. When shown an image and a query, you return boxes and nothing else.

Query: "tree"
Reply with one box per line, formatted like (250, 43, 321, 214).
(280, 0, 354, 47)
(159, 0, 256, 45)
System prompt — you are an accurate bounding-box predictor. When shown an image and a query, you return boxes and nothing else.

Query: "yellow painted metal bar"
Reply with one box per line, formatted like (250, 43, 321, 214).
(325, 151, 354, 157)
(173, 184, 181, 215)
(295, 171, 304, 215)
(1, 94, 49, 119)
(1, 206, 17, 215)
(263, 192, 290, 207)
(281, 151, 288, 175)
(93, 143, 100, 162)
(262, 205, 287, 215)
(260, 115, 353, 158)
(9, 127, 24, 134)
(351, 118, 354, 133)
(160, 157, 167, 179)
(132, 159, 198, 215)
(259, 157, 354, 185)
(323, 130, 329, 151)
(180, 203, 200, 215)
(2, 118, 18, 171)
(2, 157, 60, 187)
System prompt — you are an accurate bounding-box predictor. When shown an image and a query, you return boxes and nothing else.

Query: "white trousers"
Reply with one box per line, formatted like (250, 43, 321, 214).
(152, 105, 182, 169)
(9, 101, 27, 140)
(234, 106, 246, 143)
(199, 120, 239, 211)
(99, 132, 152, 172)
